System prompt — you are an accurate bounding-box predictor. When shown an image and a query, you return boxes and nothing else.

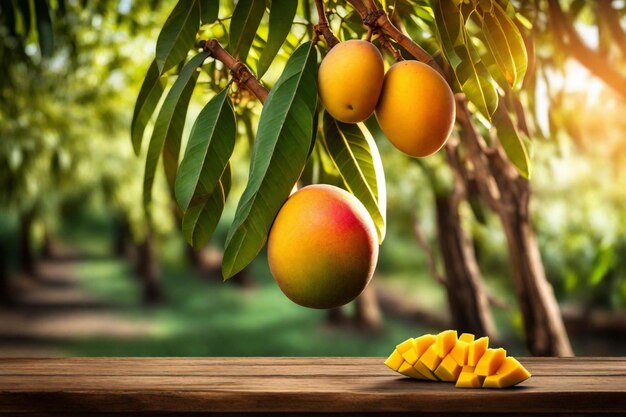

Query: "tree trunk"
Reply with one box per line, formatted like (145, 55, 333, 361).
(456, 99, 573, 356)
(136, 233, 163, 306)
(42, 228, 55, 259)
(496, 178, 574, 356)
(114, 216, 131, 258)
(435, 193, 496, 337)
(326, 307, 348, 325)
(19, 210, 37, 277)
(0, 241, 11, 306)
(353, 283, 382, 330)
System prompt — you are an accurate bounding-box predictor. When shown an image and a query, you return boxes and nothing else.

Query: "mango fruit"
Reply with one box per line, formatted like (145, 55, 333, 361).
(384, 330, 531, 389)
(318, 40, 385, 123)
(267, 184, 378, 309)
(375, 60, 455, 157)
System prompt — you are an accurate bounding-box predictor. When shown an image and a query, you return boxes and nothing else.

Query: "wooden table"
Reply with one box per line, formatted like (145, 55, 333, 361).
(0, 357, 624, 416)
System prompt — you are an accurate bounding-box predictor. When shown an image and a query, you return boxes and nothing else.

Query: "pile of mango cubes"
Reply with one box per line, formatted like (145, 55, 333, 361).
(384, 330, 531, 388)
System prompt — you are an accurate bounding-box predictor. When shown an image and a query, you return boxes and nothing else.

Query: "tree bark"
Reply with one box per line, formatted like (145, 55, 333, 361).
(493, 171, 574, 356)
(353, 283, 382, 330)
(136, 233, 163, 306)
(434, 193, 496, 337)
(19, 210, 37, 277)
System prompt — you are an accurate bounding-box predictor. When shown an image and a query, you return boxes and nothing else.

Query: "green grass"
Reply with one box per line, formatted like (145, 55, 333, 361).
(64, 255, 440, 356)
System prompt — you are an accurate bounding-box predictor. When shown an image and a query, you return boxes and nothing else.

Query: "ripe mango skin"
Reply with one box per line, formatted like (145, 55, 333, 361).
(375, 61, 455, 157)
(318, 40, 385, 123)
(267, 185, 378, 309)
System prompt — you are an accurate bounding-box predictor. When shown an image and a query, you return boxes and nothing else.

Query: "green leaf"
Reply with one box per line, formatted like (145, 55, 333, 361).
(199, 0, 219, 24)
(480, 2, 527, 90)
(34, 0, 53, 57)
(16, 0, 31, 38)
(143, 52, 209, 209)
(175, 86, 236, 212)
(222, 41, 318, 280)
(256, 0, 297, 78)
(182, 164, 231, 249)
(322, 112, 386, 242)
(492, 2, 527, 89)
(229, 0, 265, 62)
(433, 0, 498, 119)
(492, 100, 531, 179)
(155, 0, 200, 74)
(131, 60, 167, 156)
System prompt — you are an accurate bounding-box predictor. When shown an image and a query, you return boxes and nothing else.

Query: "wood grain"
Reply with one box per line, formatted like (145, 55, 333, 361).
(0, 358, 624, 415)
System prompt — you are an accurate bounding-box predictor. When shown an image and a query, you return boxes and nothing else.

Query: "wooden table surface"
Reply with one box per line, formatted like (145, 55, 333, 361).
(0, 357, 624, 416)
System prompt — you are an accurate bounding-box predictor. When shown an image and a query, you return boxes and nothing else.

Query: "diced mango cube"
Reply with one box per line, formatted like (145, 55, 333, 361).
(414, 334, 436, 357)
(475, 348, 506, 376)
(434, 354, 462, 382)
(385, 331, 531, 389)
(419, 344, 443, 372)
(384, 349, 404, 371)
(459, 333, 475, 343)
(396, 338, 415, 354)
(449, 340, 469, 366)
(455, 366, 485, 388)
(401, 334, 436, 365)
(435, 330, 458, 357)
(398, 361, 426, 379)
(467, 336, 489, 367)
(483, 357, 531, 388)
(401, 347, 419, 365)
(414, 360, 439, 381)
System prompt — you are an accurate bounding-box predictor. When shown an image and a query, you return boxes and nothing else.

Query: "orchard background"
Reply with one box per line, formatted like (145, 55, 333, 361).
(0, 0, 625, 357)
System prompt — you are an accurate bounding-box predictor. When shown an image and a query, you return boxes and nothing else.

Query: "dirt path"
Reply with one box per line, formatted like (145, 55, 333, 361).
(0, 249, 154, 357)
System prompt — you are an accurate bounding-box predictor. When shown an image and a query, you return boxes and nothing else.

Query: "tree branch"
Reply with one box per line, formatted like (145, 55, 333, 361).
(375, 30, 403, 61)
(598, 0, 626, 59)
(201, 39, 269, 104)
(413, 219, 447, 287)
(548, 0, 626, 100)
(346, 0, 443, 75)
(313, 0, 340, 48)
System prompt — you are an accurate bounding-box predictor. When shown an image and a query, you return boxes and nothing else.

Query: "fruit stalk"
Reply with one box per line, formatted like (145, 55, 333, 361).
(200, 39, 269, 104)
(313, 0, 340, 48)
(345, 0, 443, 75)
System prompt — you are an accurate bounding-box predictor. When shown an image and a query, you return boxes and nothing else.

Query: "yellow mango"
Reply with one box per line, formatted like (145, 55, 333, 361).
(475, 348, 507, 376)
(384, 349, 404, 371)
(483, 357, 532, 388)
(318, 40, 384, 123)
(459, 333, 475, 343)
(449, 340, 469, 366)
(467, 336, 489, 367)
(435, 330, 458, 357)
(415, 334, 436, 356)
(418, 344, 442, 372)
(434, 354, 462, 382)
(375, 60, 455, 157)
(414, 361, 439, 381)
(396, 338, 415, 354)
(456, 366, 485, 388)
(398, 361, 426, 380)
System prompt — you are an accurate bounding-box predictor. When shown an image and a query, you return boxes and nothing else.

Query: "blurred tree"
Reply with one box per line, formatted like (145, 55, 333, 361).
(0, 0, 171, 304)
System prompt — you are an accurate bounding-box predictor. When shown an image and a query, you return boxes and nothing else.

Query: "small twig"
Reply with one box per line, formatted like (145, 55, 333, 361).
(201, 39, 269, 104)
(375, 31, 403, 61)
(346, 0, 443, 75)
(313, 0, 340, 48)
(412, 220, 447, 287)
